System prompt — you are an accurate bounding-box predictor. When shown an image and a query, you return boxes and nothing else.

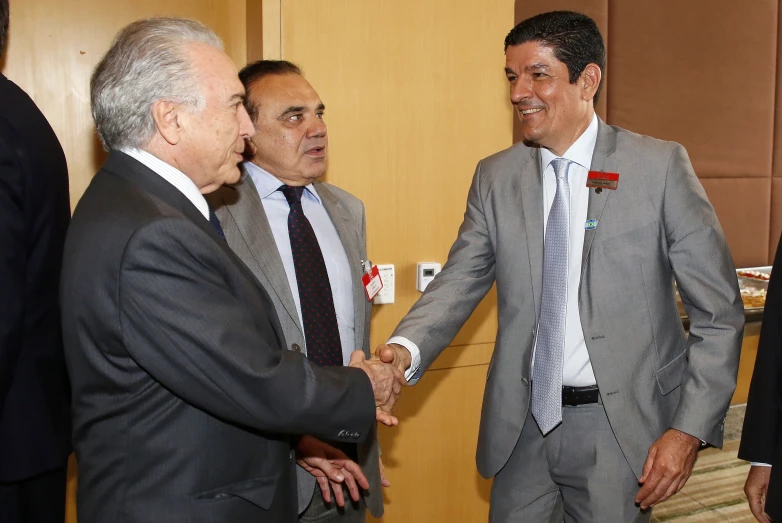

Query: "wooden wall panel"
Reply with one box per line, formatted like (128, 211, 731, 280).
(4, 0, 250, 211)
(246, 0, 264, 63)
(773, 0, 782, 181)
(280, 1, 513, 521)
(607, 0, 777, 180)
(281, 0, 513, 351)
(700, 178, 771, 268)
(261, 0, 281, 59)
(377, 360, 492, 523)
(771, 178, 782, 257)
(772, 4, 782, 261)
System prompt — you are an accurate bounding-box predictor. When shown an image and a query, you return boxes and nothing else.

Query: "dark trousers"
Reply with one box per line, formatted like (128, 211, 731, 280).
(0, 468, 67, 523)
(267, 452, 299, 523)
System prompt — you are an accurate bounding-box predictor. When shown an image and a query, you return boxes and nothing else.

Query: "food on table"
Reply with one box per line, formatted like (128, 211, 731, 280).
(737, 270, 771, 281)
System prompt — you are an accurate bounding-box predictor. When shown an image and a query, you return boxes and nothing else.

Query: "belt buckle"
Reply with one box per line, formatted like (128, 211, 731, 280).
(562, 385, 599, 406)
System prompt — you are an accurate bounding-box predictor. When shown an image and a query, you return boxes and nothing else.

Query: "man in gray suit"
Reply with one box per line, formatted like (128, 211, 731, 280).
(61, 19, 403, 523)
(377, 11, 744, 522)
(207, 60, 385, 523)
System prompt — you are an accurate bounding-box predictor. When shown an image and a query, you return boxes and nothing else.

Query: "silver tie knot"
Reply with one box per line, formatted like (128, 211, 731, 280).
(551, 157, 571, 181)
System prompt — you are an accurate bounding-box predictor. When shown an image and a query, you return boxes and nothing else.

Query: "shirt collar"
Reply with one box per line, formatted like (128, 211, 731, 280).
(539, 112, 599, 175)
(243, 161, 321, 204)
(120, 147, 210, 219)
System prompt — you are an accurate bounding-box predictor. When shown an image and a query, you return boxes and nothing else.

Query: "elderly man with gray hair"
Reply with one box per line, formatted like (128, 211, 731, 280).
(61, 17, 405, 523)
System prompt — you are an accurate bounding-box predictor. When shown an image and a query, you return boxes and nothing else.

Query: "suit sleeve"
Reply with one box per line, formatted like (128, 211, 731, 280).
(391, 161, 497, 377)
(738, 234, 782, 463)
(118, 217, 376, 443)
(0, 130, 26, 408)
(663, 144, 744, 445)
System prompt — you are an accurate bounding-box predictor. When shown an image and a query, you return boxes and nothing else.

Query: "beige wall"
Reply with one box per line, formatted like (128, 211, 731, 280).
(4, 0, 257, 212)
(279, 1, 513, 521)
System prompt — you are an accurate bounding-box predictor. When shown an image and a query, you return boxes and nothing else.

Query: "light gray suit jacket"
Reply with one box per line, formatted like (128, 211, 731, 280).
(208, 172, 383, 517)
(393, 119, 744, 479)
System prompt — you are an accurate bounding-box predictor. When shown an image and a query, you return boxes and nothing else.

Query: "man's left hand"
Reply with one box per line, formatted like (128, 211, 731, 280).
(636, 428, 700, 509)
(744, 465, 772, 523)
(296, 435, 369, 507)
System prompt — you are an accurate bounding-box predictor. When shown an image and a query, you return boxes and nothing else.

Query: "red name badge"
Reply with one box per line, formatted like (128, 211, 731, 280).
(362, 265, 383, 301)
(586, 171, 619, 190)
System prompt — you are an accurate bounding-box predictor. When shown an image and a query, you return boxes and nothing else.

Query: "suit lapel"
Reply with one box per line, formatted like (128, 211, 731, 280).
(104, 151, 222, 245)
(105, 152, 288, 345)
(521, 146, 545, 318)
(316, 183, 368, 356)
(581, 119, 617, 276)
(220, 174, 304, 333)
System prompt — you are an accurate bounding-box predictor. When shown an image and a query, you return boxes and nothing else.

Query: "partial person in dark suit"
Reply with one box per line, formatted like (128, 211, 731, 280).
(739, 233, 782, 523)
(208, 60, 386, 523)
(61, 18, 404, 523)
(0, 1, 72, 522)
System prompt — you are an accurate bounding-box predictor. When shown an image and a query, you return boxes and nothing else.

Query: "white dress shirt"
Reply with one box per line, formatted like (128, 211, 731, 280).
(244, 161, 356, 365)
(537, 113, 598, 386)
(120, 148, 210, 220)
(392, 113, 600, 386)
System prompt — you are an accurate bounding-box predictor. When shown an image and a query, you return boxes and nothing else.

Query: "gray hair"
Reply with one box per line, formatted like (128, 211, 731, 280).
(90, 17, 224, 151)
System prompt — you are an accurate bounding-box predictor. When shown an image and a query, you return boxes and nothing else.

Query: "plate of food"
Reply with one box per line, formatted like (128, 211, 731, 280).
(675, 266, 771, 314)
(736, 266, 771, 310)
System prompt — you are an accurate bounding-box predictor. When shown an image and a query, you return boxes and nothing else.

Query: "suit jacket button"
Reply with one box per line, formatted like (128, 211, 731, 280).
(291, 343, 301, 352)
(521, 377, 529, 385)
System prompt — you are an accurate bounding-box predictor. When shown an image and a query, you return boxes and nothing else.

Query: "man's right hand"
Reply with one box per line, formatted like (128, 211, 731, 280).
(745, 465, 772, 523)
(349, 351, 406, 426)
(375, 343, 412, 374)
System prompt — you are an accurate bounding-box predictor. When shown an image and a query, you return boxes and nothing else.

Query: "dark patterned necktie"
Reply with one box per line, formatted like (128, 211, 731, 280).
(209, 207, 226, 241)
(279, 185, 343, 366)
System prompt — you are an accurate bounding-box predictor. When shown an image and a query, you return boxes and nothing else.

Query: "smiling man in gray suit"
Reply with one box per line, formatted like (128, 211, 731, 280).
(207, 60, 385, 523)
(377, 11, 744, 522)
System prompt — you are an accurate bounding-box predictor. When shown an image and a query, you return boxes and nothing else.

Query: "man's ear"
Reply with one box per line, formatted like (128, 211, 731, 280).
(151, 100, 182, 145)
(581, 63, 602, 103)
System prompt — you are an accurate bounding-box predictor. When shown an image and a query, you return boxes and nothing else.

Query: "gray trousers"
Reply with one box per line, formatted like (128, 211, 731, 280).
(299, 484, 366, 523)
(490, 402, 651, 523)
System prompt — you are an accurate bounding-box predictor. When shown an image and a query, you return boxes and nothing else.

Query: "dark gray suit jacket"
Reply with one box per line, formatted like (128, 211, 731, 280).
(394, 119, 744, 480)
(61, 151, 376, 523)
(208, 174, 383, 517)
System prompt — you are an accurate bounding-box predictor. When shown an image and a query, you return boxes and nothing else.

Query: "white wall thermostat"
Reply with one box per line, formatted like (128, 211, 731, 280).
(416, 262, 441, 292)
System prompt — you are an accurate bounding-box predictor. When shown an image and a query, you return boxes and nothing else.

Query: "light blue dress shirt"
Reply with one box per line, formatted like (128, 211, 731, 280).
(244, 161, 356, 365)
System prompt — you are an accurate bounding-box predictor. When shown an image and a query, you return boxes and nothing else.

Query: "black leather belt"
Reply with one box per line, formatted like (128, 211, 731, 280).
(562, 385, 600, 406)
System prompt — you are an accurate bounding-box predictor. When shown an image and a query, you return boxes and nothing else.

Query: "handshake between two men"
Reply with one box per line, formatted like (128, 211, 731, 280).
(296, 344, 413, 508)
(348, 343, 414, 426)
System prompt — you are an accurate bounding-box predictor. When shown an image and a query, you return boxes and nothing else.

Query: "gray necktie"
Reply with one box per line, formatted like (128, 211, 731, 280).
(532, 158, 571, 435)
